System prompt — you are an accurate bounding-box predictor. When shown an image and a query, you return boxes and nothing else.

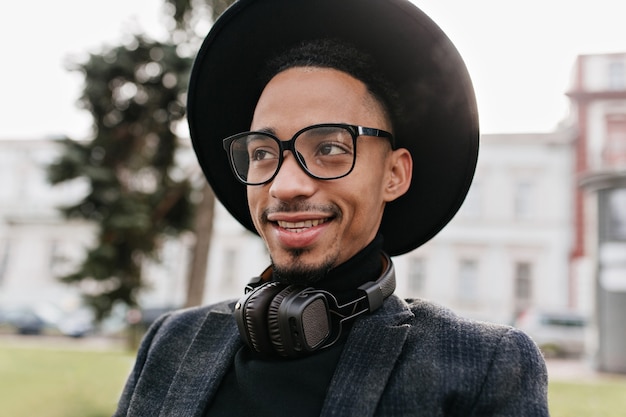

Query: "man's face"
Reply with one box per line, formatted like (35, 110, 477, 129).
(247, 67, 409, 281)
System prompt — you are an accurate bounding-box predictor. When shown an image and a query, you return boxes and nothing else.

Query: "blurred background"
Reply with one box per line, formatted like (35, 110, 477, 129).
(1, 1, 625, 416)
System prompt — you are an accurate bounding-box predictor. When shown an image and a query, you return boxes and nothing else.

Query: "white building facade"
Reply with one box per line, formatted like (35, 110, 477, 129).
(0, 139, 96, 313)
(392, 130, 576, 325)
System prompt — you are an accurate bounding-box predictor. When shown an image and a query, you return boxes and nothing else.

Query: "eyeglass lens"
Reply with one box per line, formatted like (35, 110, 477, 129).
(229, 125, 356, 184)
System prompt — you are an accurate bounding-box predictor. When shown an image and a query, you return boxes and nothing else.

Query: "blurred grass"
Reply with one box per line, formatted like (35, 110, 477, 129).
(0, 343, 134, 417)
(549, 378, 626, 417)
(1, 341, 626, 416)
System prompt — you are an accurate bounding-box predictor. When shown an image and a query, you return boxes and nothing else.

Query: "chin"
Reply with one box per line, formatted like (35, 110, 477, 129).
(271, 249, 337, 285)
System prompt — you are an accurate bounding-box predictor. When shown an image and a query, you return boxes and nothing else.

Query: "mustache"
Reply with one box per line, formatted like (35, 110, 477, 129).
(261, 201, 341, 221)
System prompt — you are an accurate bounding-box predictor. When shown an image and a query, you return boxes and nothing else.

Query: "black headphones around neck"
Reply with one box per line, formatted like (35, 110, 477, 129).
(233, 252, 395, 358)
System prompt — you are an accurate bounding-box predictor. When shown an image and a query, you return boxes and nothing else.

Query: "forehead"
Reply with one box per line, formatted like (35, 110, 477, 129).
(251, 67, 390, 133)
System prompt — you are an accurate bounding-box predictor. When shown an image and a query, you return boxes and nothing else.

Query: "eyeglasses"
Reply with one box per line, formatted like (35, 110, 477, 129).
(222, 123, 394, 186)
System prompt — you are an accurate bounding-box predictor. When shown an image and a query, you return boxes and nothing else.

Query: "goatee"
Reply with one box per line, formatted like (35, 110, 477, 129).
(272, 250, 336, 286)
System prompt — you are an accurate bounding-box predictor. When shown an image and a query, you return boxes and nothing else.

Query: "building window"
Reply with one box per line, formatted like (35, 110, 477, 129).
(0, 240, 11, 285)
(602, 188, 626, 242)
(407, 257, 426, 294)
(604, 114, 626, 168)
(514, 181, 533, 219)
(608, 61, 625, 90)
(458, 259, 479, 302)
(514, 262, 533, 312)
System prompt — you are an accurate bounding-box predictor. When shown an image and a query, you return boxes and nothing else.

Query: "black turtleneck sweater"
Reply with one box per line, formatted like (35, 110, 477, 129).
(203, 235, 385, 417)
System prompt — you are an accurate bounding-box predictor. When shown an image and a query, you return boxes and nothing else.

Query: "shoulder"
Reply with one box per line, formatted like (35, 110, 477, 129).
(126, 300, 239, 383)
(402, 297, 526, 346)
(140, 300, 237, 349)
(156, 299, 236, 326)
(374, 297, 549, 415)
(370, 296, 537, 362)
(113, 300, 241, 416)
(379, 296, 546, 384)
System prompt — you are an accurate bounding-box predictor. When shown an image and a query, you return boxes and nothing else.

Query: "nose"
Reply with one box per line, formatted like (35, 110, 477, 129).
(269, 151, 316, 201)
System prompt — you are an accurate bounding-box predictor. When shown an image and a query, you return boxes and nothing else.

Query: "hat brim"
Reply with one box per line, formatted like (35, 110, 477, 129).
(187, 0, 479, 256)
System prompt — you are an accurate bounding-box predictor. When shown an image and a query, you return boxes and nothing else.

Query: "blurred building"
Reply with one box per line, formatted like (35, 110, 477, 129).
(0, 137, 262, 318)
(0, 131, 576, 329)
(0, 138, 96, 312)
(567, 52, 626, 373)
(0, 138, 198, 317)
(7, 53, 626, 368)
(393, 129, 577, 325)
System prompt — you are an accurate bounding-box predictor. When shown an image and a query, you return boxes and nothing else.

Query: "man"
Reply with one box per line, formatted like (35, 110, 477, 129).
(114, 0, 549, 416)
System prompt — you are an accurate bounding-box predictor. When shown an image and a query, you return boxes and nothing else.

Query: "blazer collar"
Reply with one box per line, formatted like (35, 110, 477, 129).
(321, 295, 413, 417)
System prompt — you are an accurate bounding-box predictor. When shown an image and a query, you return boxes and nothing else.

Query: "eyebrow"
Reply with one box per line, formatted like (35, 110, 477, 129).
(250, 126, 277, 136)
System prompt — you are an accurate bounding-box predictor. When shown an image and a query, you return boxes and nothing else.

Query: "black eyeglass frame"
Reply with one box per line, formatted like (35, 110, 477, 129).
(222, 123, 394, 186)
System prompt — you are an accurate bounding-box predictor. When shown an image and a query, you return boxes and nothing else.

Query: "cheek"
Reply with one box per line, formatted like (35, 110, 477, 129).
(339, 183, 385, 228)
(343, 164, 388, 223)
(247, 189, 264, 226)
(350, 157, 389, 198)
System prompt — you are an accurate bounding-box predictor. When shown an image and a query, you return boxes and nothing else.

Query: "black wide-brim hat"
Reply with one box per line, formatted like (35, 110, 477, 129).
(188, 0, 479, 256)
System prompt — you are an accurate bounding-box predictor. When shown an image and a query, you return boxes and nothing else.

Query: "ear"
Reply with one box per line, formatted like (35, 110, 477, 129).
(383, 148, 413, 203)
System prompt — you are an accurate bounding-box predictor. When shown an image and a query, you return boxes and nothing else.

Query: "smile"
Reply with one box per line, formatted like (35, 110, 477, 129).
(276, 218, 330, 232)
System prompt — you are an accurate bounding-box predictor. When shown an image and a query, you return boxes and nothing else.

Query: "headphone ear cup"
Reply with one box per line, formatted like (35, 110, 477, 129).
(267, 285, 301, 356)
(239, 282, 286, 354)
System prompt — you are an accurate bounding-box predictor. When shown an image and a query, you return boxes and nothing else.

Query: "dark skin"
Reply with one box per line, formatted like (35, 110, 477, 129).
(247, 66, 413, 284)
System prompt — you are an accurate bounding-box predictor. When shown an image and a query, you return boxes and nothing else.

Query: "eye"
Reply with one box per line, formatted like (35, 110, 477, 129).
(251, 147, 278, 161)
(317, 142, 351, 156)
(245, 136, 279, 162)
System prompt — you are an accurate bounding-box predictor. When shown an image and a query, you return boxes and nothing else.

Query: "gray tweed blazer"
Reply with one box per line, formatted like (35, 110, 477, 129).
(113, 295, 549, 416)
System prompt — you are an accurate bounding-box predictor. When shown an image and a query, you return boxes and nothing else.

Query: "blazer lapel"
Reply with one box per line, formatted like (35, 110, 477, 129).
(158, 307, 242, 417)
(320, 296, 412, 417)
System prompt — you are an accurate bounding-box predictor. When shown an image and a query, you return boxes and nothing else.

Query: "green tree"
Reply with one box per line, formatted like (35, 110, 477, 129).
(47, 0, 234, 320)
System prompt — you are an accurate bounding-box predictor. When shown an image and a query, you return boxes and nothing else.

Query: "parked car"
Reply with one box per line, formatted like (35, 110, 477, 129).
(2, 307, 48, 335)
(56, 309, 94, 338)
(0, 304, 94, 337)
(515, 309, 587, 358)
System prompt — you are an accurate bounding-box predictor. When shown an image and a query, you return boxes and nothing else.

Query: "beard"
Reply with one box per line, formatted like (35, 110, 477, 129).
(271, 249, 337, 286)
(261, 201, 341, 285)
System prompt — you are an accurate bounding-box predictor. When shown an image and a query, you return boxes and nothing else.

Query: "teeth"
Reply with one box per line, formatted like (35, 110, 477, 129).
(277, 218, 327, 231)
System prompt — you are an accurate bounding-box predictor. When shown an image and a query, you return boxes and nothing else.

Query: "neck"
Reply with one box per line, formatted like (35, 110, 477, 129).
(316, 234, 384, 293)
(267, 235, 385, 304)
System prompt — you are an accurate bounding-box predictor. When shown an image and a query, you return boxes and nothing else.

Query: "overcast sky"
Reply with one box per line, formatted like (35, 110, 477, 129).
(2, 0, 625, 140)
